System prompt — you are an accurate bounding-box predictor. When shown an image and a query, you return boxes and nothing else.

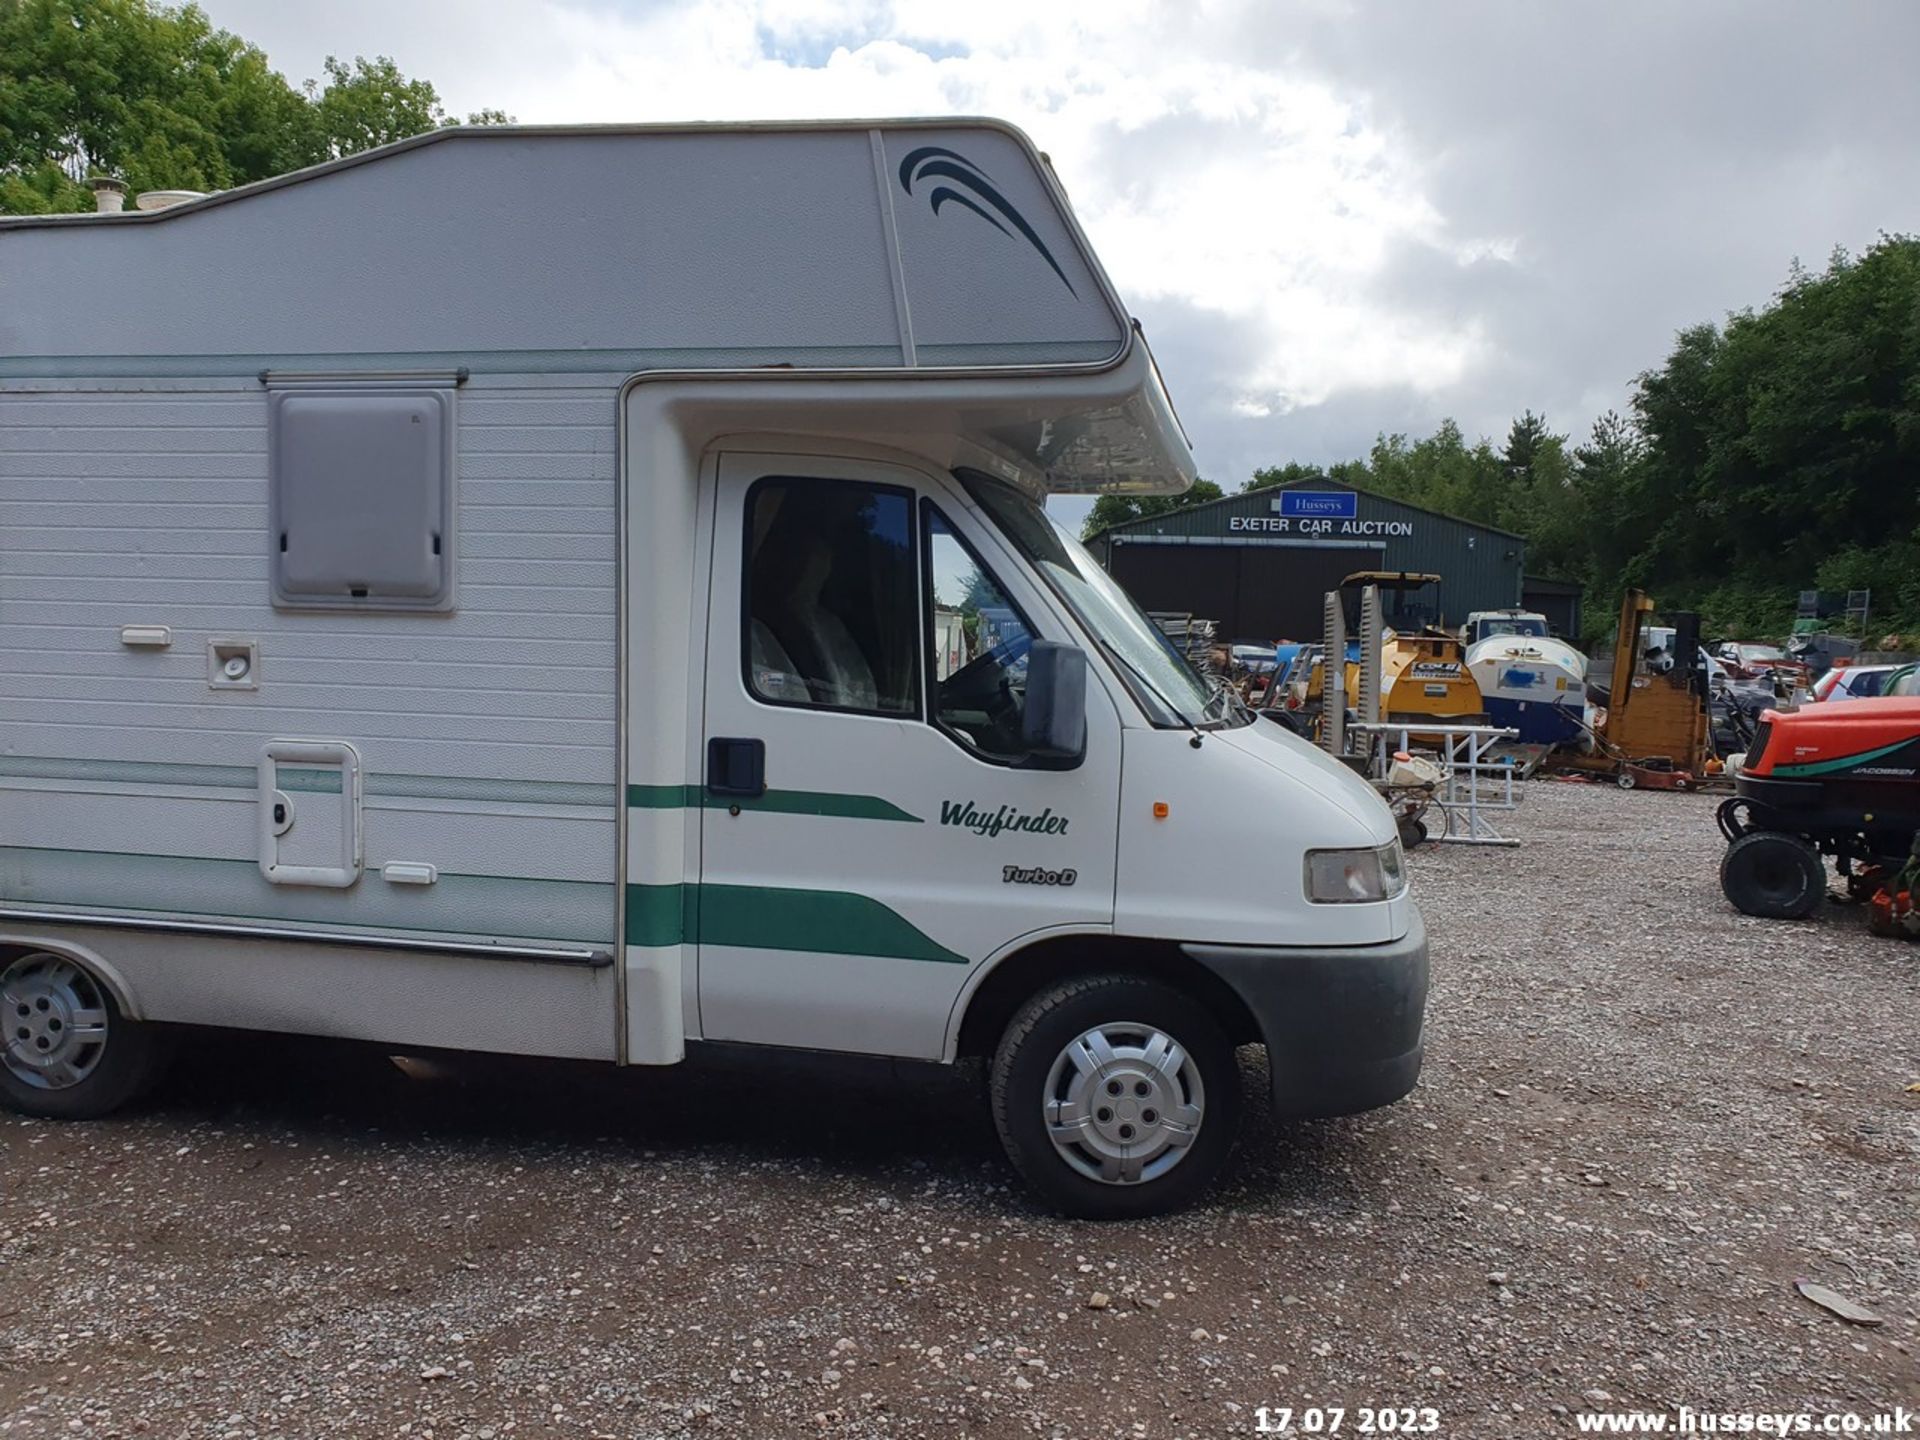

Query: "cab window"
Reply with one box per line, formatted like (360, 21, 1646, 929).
(925, 504, 1037, 760)
(743, 477, 919, 716)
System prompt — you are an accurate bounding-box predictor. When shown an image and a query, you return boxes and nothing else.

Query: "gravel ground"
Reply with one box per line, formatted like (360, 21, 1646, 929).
(3, 781, 1918, 1439)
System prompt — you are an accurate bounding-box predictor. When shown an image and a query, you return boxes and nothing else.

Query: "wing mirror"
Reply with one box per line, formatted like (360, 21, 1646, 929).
(1022, 640, 1087, 766)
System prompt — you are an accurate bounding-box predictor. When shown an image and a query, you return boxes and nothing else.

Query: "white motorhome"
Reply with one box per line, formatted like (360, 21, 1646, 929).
(0, 121, 1427, 1217)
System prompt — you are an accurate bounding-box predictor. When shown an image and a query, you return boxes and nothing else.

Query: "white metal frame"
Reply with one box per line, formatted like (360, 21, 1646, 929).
(1350, 722, 1523, 847)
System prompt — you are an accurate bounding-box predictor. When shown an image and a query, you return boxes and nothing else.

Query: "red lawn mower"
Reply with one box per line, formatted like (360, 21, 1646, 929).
(1717, 696, 1920, 919)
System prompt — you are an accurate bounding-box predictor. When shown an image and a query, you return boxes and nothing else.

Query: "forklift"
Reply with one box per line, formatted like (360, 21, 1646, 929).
(1552, 590, 1712, 789)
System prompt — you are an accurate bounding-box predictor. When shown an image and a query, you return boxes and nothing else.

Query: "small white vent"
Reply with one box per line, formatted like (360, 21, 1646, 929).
(134, 189, 207, 212)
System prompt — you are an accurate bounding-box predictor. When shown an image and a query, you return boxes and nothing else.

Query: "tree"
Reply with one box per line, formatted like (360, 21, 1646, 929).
(1495, 410, 1580, 570)
(1624, 238, 1920, 633)
(1244, 461, 1324, 493)
(1501, 410, 1552, 483)
(1081, 479, 1225, 541)
(1360, 420, 1507, 525)
(0, 0, 252, 210)
(1231, 238, 1920, 639)
(308, 55, 461, 160)
(0, 0, 510, 214)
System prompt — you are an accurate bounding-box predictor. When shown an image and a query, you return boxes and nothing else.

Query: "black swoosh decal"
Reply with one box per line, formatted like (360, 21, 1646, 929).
(903, 146, 995, 189)
(897, 145, 1077, 296)
(930, 186, 1011, 237)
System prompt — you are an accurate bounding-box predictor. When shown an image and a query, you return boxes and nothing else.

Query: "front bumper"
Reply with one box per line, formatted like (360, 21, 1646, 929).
(1183, 908, 1429, 1118)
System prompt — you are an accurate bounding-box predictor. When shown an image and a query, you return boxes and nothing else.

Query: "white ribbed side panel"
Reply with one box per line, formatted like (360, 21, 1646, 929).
(0, 382, 619, 942)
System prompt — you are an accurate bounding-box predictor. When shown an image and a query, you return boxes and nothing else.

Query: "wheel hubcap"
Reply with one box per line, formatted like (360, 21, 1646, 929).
(2, 954, 110, 1091)
(1043, 1021, 1205, 1186)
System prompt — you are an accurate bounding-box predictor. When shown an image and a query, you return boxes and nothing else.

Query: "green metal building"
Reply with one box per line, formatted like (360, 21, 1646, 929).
(1086, 480, 1527, 643)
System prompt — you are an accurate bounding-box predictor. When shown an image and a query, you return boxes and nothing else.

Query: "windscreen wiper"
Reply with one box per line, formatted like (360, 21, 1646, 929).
(1202, 680, 1250, 726)
(1104, 645, 1209, 749)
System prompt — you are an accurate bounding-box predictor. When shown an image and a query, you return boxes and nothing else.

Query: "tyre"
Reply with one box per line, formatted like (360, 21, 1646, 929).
(990, 974, 1240, 1220)
(0, 952, 169, 1120)
(1720, 831, 1826, 919)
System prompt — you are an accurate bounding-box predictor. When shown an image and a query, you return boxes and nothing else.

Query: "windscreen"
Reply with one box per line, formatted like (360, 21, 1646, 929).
(960, 475, 1230, 729)
(1478, 617, 1548, 640)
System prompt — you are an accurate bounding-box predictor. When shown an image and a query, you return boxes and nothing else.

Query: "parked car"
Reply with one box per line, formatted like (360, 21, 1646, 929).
(1811, 663, 1901, 702)
(1714, 641, 1811, 687)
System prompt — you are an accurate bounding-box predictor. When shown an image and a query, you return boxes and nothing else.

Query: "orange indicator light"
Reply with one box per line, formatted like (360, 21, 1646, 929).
(1152, 802, 1170, 820)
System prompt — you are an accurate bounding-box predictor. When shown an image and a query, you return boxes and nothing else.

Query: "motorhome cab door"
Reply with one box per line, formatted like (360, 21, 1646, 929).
(694, 452, 1122, 1059)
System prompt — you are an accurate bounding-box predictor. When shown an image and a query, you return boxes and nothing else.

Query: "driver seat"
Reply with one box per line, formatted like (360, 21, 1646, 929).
(775, 540, 880, 710)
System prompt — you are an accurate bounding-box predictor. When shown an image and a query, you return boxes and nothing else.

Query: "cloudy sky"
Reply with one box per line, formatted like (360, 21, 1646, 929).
(203, 0, 1920, 514)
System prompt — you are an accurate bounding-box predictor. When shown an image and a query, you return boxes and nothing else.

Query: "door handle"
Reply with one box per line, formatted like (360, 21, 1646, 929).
(706, 736, 766, 798)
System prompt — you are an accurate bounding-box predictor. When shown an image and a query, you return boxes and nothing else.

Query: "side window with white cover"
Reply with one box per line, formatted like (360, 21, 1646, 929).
(743, 477, 919, 716)
(925, 504, 1037, 760)
(268, 384, 455, 611)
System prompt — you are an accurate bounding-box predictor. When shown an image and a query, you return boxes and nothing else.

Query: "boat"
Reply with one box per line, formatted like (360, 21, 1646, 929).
(1462, 609, 1589, 745)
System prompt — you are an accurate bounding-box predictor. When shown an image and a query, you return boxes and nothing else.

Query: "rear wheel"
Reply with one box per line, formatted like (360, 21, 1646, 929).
(1721, 831, 1826, 919)
(990, 975, 1240, 1219)
(0, 952, 168, 1119)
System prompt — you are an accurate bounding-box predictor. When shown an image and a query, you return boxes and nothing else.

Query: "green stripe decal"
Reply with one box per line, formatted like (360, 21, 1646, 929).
(625, 883, 964, 964)
(1772, 739, 1914, 777)
(0, 846, 615, 944)
(0, 756, 613, 808)
(280, 767, 344, 794)
(0, 757, 256, 790)
(625, 882, 701, 950)
(6, 758, 904, 819)
(626, 785, 920, 823)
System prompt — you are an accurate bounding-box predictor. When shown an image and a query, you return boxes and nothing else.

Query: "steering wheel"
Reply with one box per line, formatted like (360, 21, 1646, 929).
(939, 632, 1033, 747)
(942, 632, 1031, 704)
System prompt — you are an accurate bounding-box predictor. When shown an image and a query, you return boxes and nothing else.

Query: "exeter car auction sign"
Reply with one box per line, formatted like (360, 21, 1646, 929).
(1227, 492, 1415, 538)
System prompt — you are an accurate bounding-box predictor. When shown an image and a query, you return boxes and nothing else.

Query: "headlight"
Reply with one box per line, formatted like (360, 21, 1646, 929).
(1304, 841, 1408, 904)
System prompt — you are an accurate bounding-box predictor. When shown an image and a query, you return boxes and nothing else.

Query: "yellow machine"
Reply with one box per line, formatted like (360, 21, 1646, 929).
(1378, 628, 1486, 727)
(1293, 573, 1487, 732)
(1552, 589, 1711, 787)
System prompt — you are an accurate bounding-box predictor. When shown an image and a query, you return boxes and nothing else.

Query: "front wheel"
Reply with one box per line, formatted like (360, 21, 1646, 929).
(990, 975, 1240, 1219)
(0, 952, 169, 1119)
(1720, 831, 1826, 919)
